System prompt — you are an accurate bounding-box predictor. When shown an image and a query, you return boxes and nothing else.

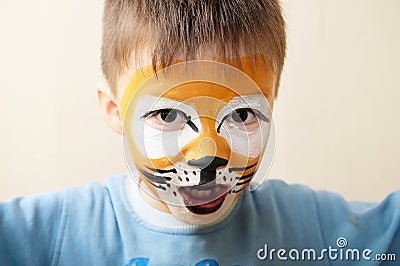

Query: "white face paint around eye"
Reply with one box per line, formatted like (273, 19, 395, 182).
(132, 95, 201, 158)
(216, 94, 271, 158)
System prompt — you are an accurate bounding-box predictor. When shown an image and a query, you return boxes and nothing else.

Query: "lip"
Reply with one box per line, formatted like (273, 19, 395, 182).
(178, 184, 229, 215)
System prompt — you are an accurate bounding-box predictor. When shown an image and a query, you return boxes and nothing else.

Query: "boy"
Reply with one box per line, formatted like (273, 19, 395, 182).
(1, 1, 400, 265)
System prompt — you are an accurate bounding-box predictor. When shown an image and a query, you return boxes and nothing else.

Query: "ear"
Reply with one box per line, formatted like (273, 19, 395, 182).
(97, 88, 123, 135)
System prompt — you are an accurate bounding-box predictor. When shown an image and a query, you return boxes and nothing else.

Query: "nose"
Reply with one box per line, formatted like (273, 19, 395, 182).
(187, 156, 228, 171)
(180, 117, 231, 162)
(188, 156, 228, 185)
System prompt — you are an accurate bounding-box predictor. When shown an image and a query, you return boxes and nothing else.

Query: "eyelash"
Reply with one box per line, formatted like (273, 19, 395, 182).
(141, 108, 268, 134)
(216, 108, 269, 133)
(141, 109, 169, 119)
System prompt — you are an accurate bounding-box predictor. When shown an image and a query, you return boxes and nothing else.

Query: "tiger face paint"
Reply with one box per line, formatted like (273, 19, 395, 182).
(121, 58, 276, 225)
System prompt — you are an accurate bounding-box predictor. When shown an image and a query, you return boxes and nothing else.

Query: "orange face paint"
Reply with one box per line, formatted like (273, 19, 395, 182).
(120, 56, 275, 120)
(121, 57, 276, 225)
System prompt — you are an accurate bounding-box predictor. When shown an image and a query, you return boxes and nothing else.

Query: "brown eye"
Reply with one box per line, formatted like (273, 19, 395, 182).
(159, 109, 177, 122)
(231, 108, 254, 123)
(232, 109, 248, 122)
(143, 108, 199, 132)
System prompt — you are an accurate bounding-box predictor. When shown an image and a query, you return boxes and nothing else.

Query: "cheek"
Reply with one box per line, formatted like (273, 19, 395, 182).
(219, 126, 268, 158)
(141, 126, 200, 158)
(142, 127, 180, 158)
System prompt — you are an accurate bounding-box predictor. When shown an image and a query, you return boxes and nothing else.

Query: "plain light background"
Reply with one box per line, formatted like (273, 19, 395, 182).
(0, 0, 399, 201)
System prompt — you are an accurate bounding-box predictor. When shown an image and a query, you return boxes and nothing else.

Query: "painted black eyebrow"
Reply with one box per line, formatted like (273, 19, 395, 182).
(185, 115, 199, 133)
(216, 108, 269, 133)
(253, 109, 269, 123)
(216, 115, 229, 133)
(141, 108, 199, 133)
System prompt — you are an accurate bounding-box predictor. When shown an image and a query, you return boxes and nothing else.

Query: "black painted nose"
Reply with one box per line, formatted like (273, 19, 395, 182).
(187, 156, 228, 171)
(188, 156, 228, 185)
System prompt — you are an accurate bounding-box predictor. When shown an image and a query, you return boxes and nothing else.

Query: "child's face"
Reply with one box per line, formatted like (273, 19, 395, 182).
(103, 54, 276, 225)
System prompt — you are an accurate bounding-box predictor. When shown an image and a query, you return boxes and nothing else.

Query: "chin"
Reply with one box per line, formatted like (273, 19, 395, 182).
(167, 194, 238, 225)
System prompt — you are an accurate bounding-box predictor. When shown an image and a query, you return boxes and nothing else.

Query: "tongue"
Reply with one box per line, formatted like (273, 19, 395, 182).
(195, 195, 225, 209)
(181, 190, 228, 215)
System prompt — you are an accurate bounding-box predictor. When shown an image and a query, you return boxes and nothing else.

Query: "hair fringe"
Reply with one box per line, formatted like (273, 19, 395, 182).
(102, 0, 286, 96)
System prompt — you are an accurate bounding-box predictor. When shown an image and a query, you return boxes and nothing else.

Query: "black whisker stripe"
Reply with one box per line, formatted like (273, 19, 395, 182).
(236, 171, 255, 180)
(140, 169, 172, 184)
(228, 163, 257, 173)
(232, 186, 247, 194)
(236, 178, 252, 186)
(146, 166, 177, 174)
(146, 180, 167, 191)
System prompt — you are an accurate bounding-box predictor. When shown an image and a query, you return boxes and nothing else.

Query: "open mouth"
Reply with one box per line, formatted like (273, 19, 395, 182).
(178, 184, 229, 215)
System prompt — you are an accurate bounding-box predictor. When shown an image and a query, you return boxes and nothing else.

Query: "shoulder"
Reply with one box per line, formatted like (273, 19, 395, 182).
(245, 179, 390, 232)
(251, 179, 385, 213)
(0, 174, 126, 224)
(61, 174, 126, 212)
(247, 180, 400, 249)
(258, 180, 400, 250)
(0, 174, 127, 265)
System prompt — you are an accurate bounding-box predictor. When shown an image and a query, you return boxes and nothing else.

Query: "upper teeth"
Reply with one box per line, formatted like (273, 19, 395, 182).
(191, 189, 212, 198)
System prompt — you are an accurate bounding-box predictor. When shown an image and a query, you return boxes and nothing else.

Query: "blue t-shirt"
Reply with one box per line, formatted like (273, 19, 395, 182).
(1, 174, 400, 265)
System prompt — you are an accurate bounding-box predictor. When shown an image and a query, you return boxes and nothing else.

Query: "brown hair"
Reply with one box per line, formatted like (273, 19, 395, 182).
(101, 0, 286, 97)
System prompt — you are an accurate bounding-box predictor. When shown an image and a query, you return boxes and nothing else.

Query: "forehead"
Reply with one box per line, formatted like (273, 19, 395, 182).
(120, 56, 276, 119)
(160, 60, 275, 99)
(154, 83, 239, 118)
(161, 82, 237, 103)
